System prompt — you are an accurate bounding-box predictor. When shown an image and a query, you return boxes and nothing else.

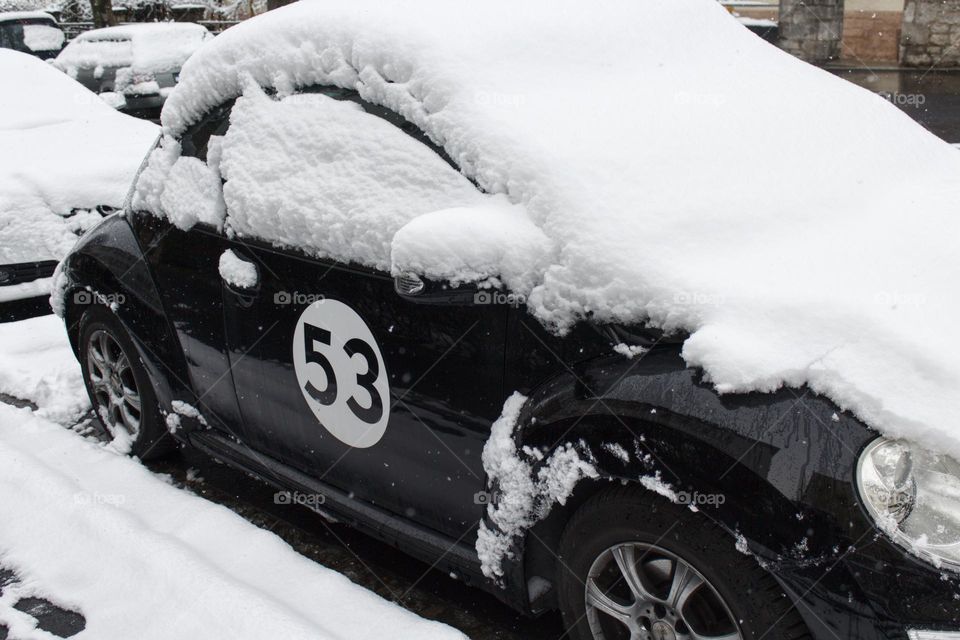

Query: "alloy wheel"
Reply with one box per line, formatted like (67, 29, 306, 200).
(584, 542, 742, 640)
(86, 328, 142, 440)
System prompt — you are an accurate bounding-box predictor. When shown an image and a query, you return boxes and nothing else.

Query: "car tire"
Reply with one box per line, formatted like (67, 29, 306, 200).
(557, 485, 811, 640)
(79, 306, 174, 460)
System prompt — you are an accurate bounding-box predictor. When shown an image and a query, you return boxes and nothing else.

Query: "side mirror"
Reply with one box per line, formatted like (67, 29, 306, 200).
(394, 272, 481, 305)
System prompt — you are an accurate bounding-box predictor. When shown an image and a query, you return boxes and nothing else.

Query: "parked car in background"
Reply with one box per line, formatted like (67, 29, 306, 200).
(0, 49, 157, 304)
(0, 11, 64, 59)
(53, 22, 210, 117)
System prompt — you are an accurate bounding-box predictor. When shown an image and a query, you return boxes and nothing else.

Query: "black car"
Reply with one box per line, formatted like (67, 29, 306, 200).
(0, 11, 64, 59)
(54, 72, 959, 640)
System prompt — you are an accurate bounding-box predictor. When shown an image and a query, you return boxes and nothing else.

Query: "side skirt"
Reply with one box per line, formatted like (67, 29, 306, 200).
(187, 430, 529, 612)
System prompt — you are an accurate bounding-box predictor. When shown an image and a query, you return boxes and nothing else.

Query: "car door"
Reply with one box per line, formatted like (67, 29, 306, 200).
(217, 87, 507, 539)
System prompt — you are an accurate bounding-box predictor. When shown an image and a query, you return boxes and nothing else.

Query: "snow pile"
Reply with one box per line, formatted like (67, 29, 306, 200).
(0, 50, 157, 265)
(152, 0, 960, 458)
(476, 393, 597, 579)
(218, 249, 258, 288)
(55, 23, 210, 79)
(0, 315, 89, 424)
(134, 137, 225, 230)
(0, 403, 466, 640)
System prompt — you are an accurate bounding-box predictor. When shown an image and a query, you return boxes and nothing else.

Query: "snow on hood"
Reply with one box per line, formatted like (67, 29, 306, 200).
(54, 22, 210, 76)
(158, 0, 960, 459)
(0, 50, 158, 264)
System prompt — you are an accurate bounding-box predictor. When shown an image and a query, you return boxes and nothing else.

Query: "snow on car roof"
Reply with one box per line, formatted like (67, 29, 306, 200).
(0, 50, 157, 263)
(159, 0, 960, 459)
(54, 21, 210, 73)
(0, 10, 57, 22)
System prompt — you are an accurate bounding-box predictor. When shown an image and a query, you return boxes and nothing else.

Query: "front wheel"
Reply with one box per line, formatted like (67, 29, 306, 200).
(557, 486, 811, 640)
(79, 306, 173, 459)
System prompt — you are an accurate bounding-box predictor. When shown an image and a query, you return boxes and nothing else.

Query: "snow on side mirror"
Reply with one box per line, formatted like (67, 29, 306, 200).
(390, 200, 553, 308)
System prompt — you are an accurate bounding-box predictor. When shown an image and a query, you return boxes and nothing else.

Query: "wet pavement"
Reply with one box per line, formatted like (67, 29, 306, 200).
(0, 565, 85, 639)
(146, 446, 565, 640)
(831, 68, 960, 143)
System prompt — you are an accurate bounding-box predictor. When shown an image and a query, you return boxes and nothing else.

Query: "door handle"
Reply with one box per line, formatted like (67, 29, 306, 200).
(219, 249, 260, 307)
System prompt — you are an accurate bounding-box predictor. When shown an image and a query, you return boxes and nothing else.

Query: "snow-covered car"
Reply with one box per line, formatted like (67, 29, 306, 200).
(53, 1, 960, 639)
(0, 11, 64, 59)
(0, 49, 157, 303)
(53, 22, 211, 116)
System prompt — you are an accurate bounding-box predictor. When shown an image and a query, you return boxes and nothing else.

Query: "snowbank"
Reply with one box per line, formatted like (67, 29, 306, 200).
(0, 404, 466, 640)
(155, 0, 960, 458)
(54, 22, 210, 78)
(0, 50, 157, 264)
(0, 315, 88, 424)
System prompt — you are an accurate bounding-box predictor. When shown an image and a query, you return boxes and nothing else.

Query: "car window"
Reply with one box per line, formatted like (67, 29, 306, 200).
(0, 22, 25, 50)
(218, 86, 485, 271)
(180, 100, 234, 162)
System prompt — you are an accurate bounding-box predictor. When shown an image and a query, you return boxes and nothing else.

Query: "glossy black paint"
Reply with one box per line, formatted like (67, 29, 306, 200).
(56, 89, 960, 639)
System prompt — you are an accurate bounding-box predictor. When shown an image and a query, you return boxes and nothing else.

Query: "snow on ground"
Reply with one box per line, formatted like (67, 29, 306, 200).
(150, 0, 960, 459)
(0, 50, 157, 267)
(0, 315, 87, 424)
(0, 316, 465, 640)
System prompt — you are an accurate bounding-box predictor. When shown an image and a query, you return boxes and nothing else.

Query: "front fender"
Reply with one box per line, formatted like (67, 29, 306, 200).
(491, 342, 881, 616)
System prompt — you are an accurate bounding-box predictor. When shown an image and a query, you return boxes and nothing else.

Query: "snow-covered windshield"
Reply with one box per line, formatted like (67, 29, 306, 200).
(55, 23, 209, 74)
(58, 36, 133, 70)
(21, 23, 63, 52)
(148, 0, 960, 462)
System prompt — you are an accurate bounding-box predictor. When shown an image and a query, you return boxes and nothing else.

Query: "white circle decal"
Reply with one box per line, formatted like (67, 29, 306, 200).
(292, 299, 390, 448)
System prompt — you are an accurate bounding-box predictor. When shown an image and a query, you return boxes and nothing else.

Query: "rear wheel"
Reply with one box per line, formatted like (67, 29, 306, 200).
(557, 486, 811, 640)
(79, 306, 173, 459)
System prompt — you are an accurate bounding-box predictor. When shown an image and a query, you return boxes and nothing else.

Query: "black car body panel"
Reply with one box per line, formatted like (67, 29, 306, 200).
(56, 83, 960, 638)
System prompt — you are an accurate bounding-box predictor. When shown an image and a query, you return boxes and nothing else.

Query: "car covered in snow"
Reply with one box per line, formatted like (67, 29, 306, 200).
(0, 49, 157, 304)
(0, 11, 64, 59)
(53, 1, 960, 639)
(53, 22, 211, 116)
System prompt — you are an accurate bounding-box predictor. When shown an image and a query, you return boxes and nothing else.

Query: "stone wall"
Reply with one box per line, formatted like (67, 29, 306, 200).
(842, 9, 903, 62)
(901, 0, 960, 67)
(779, 0, 845, 63)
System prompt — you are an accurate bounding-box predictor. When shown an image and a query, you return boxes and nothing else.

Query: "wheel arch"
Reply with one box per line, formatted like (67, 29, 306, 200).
(59, 215, 193, 425)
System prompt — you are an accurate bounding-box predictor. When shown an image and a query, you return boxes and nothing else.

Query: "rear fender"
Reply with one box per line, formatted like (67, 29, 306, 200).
(59, 214, 193, 431)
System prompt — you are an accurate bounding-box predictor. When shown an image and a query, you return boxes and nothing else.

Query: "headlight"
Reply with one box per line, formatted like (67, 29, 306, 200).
(858, 438, 960, 570)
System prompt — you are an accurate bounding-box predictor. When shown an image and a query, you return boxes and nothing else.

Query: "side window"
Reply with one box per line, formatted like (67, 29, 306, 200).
(131, 103, 232, 230)
(218, 85, 485, 271)
(180, 100, 234, 161)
